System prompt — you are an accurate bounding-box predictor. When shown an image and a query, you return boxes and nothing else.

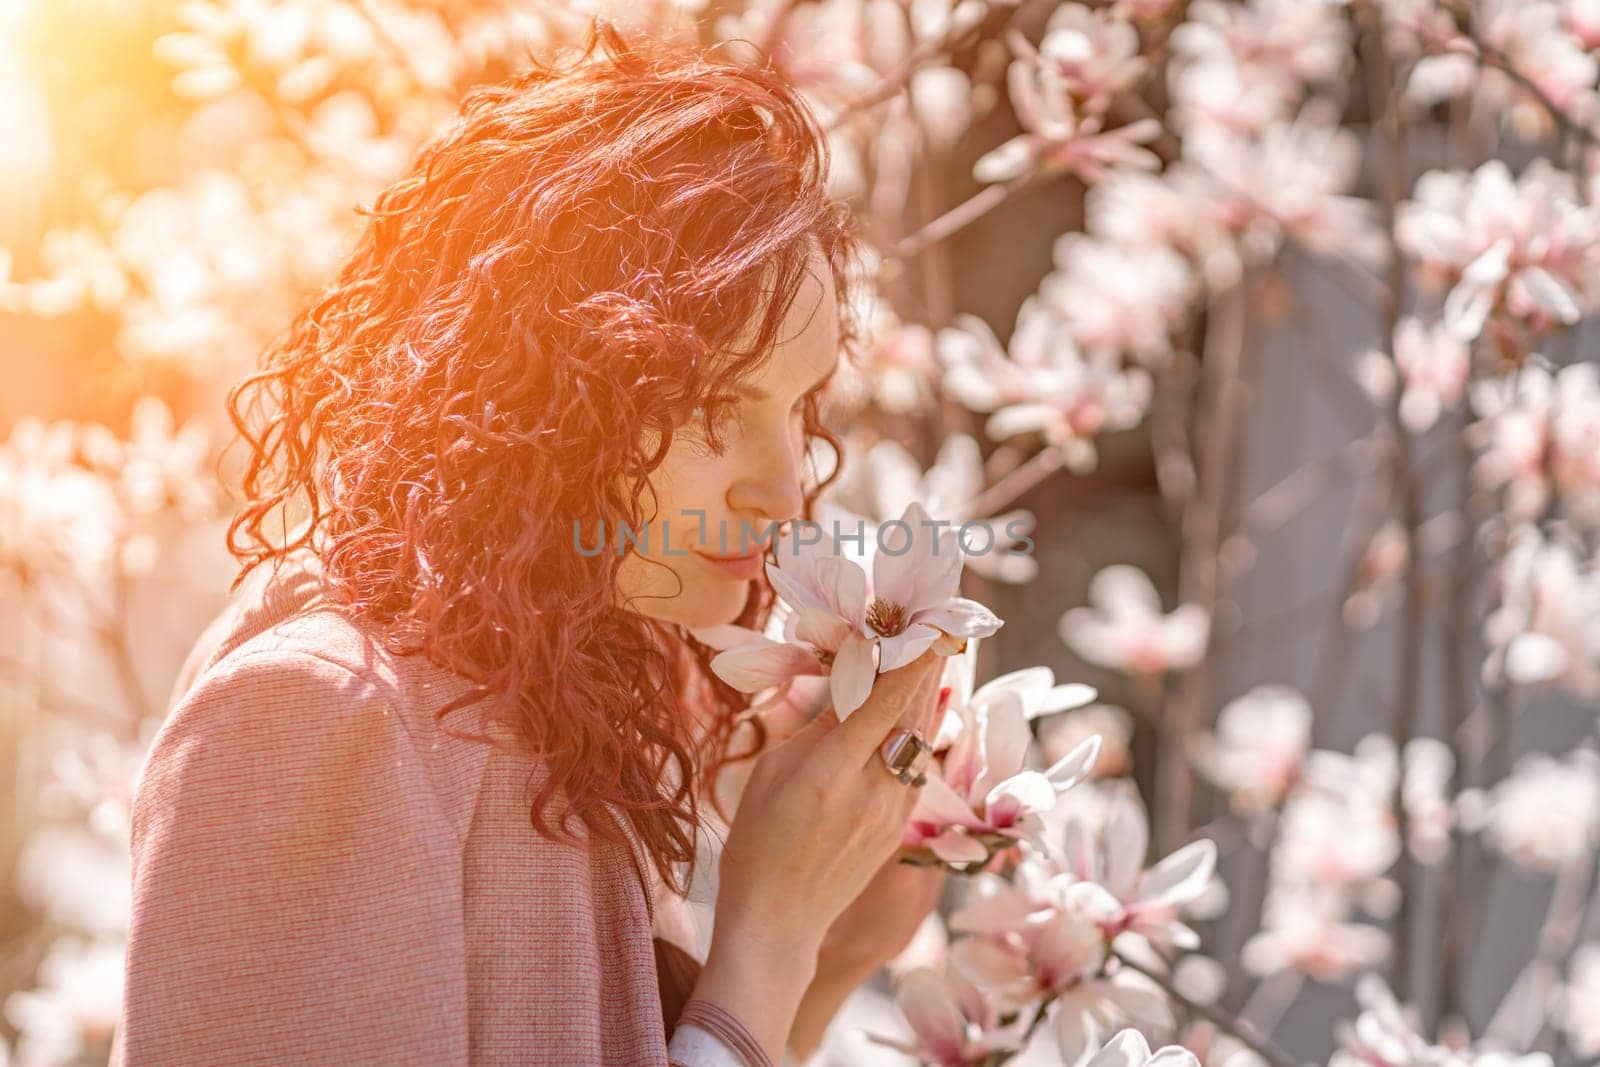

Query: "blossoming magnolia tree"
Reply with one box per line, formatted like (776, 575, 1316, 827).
(3, 0, 1600, 1064)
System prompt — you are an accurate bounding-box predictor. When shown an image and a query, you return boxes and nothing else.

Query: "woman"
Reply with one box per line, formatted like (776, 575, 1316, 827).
(112, 20, 948, 1067)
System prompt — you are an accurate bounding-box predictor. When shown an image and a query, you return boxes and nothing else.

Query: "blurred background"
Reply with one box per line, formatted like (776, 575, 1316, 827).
(2, 1, 1598, 1065)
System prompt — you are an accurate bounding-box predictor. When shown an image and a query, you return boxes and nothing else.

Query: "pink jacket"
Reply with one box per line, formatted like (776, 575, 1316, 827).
(110, 548, 769, 1066)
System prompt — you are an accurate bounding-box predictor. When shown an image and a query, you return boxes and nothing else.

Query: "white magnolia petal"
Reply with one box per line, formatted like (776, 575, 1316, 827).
(984, 771, 1057, 822)
(912, 772, 986, 827)
(916, 597, 1004, 639)
(1046, 734, 1104, 792)
(818, 554, 871, 629)
(1146, 1048, 1203, 1067)
(830, 632, 879, 718)
(879, 623, 943, 671)
(1136, 838, 1218, 909)
(894, 970, 968, 1059)
(1084, 1029, 1153, 1067)
(880, 501, 967, 612)
(709, 640, 824, 691)
(1037, 682, 1098, 716)
(792, 605, 854, 654)
(974, 690, 1032, 796)
(950, 935, 1032, 990)
(973, 666, 1053, 708)
(929, 829, 994, 866)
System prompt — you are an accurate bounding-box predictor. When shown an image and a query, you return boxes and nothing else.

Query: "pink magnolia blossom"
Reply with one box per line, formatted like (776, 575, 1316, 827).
(1480, 523, 1600, 698)
(1355, 315, 1471, 434)
(700, 500, 1002, 718)
(821, 432, 1039, 585)
(1470, 359, 1600, 530)
(869, 968, 1031, 1067)
(1277, 740, 1403, 893)
(974, 34, 1161, 186)
(903, 639, 1102, 867)
(1397, 160, 1600, 344)
(1241, 887, 1390, 981)
(1042, 233, 1196, 369)
(1330, 975, 1450, 1067)
(1457, 748, 1600, 874)
(1029, 3, 1149, 116)
(1190, 685, 1312, 816)
(1469, 365, 1560, 522)
(831, 285, 943, 416)
(1477, 0, 1599, 141)
(947, 878, 1173, 1060)
(938, 301, 1153, 473)
(1180, 109, 1384, 267)
(1059, 564, 1210, 676)
(1086, 167, 1244, 293)
(1171, 0, 1351, 116)
(1049, 781, 1220, 952)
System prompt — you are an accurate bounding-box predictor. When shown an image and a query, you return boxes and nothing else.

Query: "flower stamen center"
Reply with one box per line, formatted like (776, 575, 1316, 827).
(867, 597, 907, 637)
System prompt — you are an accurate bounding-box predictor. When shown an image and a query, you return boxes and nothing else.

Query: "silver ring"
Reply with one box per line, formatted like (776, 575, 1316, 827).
(878, 727, 933, 786)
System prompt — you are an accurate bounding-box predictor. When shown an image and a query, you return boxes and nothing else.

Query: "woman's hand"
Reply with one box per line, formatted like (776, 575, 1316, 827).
(688, 649, 945, 1063)
(816, 854, 944, 981)
(787, 857, 945, 1060)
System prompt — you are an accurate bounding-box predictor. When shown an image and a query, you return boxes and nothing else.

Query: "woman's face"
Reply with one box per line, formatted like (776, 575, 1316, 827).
(613, 249, 840, 630)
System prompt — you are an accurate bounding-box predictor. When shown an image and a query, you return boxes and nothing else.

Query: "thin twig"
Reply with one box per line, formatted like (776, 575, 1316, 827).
(960, 443, 1069, 521)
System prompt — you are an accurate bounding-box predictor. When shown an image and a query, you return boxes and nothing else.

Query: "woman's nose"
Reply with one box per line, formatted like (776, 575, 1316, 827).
(727, 427, 807, 533)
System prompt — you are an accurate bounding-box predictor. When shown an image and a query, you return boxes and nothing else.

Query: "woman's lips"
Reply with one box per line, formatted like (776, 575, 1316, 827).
(694, 546, 769, 581)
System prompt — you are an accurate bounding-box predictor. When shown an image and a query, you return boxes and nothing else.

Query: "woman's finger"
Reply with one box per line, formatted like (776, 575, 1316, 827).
(820, 650, 941, 767)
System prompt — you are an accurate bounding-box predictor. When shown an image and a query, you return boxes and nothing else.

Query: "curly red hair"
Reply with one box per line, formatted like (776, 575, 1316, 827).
(224, 21, 866, 894)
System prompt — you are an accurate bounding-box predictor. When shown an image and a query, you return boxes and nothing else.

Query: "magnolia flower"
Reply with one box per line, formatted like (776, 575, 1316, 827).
(903, 640, 1101, 867)
(1050, 781, 1219, 952)
(1180, 109, 1384, 268)
(1276, 740, 1403, 893)
(700, 501, 1002, 718)
(819, 432, 1039, 584)
(1480, 523, 1600, 699)
(1329, 975, 1453, 1067)
(1030, 3, 1149, 115)
(974, 35, 1161, 185)
(1457, 748, 1600, 874)
(947, 879, 1173, 1060)
(1397, 159, 1600, 344)
(1355, 315, 1471, 434)
(830, 285, 943, 416)
(1088, 1028, 1202, 1067)
(1190, 685, 1313, 815)
(1040, 703, 1135, 779)
(1059, 564, 1209, 675)
(1241, 887, 1390, 981)
(869, 968, 1030, 1067)
(1086, 167, 1243, 293)
(1469, 0, 1600, 142)
(940, 298, 1153, 473)
(1470, 358, 1600, 531)
(1169, 0, 1351, 136)
(1042, 233, 1195, 368)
